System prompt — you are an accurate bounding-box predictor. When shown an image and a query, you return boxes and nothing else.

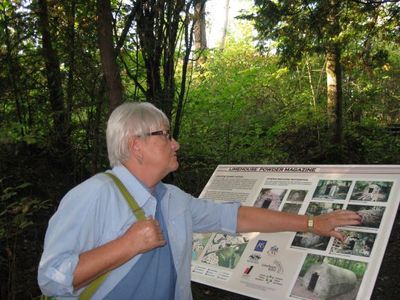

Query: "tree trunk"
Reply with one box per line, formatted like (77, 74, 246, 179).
(173, 2, 195, 140)
(97, 0, 123, 113)
(326, 0, 343, 147)
(220, 0, 230, 50)
(163, 0, 185, 119)
(193, 0, 207, 65)
(37, 0, 70, 152)
(66, 1, 76, 118)
(136, 0, 164, 110)
(194, 0, 207, 51)
(3, 9, 24, 137)
(136, 0, 186, 119)
(326, 47, 343, 145)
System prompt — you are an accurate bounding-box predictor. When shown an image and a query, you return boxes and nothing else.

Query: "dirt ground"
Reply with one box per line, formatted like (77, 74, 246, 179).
(192, 209, 400, 300)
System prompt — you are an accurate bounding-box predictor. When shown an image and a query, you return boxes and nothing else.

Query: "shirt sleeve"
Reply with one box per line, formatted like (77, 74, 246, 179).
(165, 185, 241, 234)
(190, 197, 241, 234)
(37, 175, 112, 296)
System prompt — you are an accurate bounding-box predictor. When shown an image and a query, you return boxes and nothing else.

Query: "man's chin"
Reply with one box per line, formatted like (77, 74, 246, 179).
(171, 162, 179, 172)
(163, 163, 179, 180)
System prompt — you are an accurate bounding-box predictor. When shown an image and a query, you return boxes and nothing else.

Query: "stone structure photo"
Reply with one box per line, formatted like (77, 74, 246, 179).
(301, 263, 357, 299)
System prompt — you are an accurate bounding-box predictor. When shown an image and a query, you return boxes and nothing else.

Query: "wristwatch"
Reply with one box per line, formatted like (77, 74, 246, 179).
(307, 215, 314, 232)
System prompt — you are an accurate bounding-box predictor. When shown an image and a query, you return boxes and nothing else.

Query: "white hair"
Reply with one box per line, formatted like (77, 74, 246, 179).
(106, 102, 170, 167)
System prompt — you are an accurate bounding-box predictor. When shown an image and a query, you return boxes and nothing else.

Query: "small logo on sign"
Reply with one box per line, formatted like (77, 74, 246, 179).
(254, 240, 267, 252)
(267, 245, 279, 256)
(247, 253, 261, 263)
(243, 265, 254, 275)
(262, 260, 284, 274)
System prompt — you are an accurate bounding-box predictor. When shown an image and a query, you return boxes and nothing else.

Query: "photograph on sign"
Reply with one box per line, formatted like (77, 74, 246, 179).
(290, 254, 367, 300)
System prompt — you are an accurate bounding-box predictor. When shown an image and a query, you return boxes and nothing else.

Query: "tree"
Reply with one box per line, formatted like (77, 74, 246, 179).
(134, 0, 185, 118)
(173, 1, 196, 140)
(249, 0, 400, 149)
(97, 0, 124, 112)
(65, 0, 76, 118)
(220, 0, 230, 50)
(193, 0, 207, 52)
(325, 0, 343, 145)
(37, 0, 71, 155)
(1, 0, 25, 137)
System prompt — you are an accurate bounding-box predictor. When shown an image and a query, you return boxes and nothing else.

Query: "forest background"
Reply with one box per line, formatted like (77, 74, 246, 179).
(1, 0, 399, 299)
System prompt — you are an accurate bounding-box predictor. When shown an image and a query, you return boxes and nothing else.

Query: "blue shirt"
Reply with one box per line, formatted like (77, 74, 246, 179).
(38, 165, 240, 300)
(104, 184, 176, 299)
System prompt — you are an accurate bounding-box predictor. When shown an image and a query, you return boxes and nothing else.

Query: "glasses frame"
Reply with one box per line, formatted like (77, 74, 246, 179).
(143, 130, 172, 141)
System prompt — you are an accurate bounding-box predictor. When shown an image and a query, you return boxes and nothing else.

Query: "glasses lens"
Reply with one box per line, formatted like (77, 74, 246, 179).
(146, 130, 171, 141)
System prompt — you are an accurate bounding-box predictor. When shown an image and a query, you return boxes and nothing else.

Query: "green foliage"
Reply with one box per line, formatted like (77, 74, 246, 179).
(249, 0, 400, 67)
(177, 42, 321, 193)
(181, 44, 277, 156)
(0, 181, 52, 239)
(0, 177, 54, 299)
(264, 107, 331, 163)
(344, 120, 400, 164)
(175, 38, 400, 196)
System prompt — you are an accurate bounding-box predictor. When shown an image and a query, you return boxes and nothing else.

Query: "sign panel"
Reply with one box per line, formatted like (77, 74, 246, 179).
(191, 165, 400, 300)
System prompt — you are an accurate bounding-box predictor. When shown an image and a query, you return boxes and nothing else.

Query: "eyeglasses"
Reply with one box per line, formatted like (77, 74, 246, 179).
(144, 130, 172, 141)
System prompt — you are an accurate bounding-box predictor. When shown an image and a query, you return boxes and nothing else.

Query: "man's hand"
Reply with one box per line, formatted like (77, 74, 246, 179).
(73, 216, 165, 290)
(313, 210, 362, 241)
(122, 216, 166, 255)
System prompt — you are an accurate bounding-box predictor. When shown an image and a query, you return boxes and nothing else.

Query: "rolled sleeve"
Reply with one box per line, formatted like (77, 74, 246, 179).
(218, 201, 241, 233)
(38, 253, 80, 296)
(37, 175, 110, 296)
(187, 192, 241, 234)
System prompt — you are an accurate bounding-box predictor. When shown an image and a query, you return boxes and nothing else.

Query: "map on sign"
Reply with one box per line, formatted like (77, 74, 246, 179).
(191, 165, 400, 300)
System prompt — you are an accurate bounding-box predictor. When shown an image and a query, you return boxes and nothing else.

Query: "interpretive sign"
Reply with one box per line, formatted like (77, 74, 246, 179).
(191, 165, 400, 300)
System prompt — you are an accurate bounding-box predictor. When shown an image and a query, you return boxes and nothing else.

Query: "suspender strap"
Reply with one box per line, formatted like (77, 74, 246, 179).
(104, 172, 146, 220)
(79, 275, 108, 300)
(78, 172, 145, 300)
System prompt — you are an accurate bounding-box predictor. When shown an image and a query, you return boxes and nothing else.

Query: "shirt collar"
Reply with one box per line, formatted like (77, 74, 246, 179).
(154, 182, 167, 201)
(111, 165, 154, 208)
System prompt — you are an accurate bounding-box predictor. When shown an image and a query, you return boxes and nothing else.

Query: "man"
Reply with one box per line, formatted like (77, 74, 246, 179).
(38, 102, 361, 299)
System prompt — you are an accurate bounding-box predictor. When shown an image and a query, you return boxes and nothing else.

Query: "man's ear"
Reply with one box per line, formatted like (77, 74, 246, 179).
(128, 137, 141, 154)
(129, 137, 144, 164)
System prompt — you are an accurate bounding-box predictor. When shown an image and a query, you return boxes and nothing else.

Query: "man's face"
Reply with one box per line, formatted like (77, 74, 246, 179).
(140, 128, 180, 180)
